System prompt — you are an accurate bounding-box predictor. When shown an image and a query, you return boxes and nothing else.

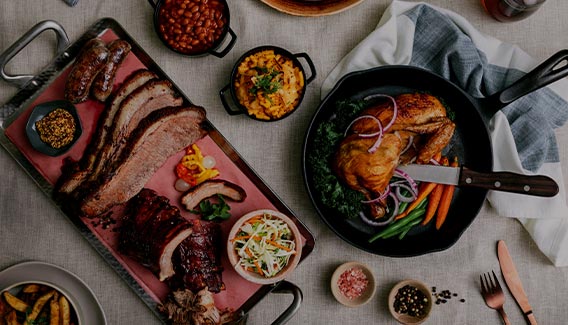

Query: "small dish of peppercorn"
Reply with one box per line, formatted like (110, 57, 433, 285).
(25, 100, 82, 157)
(330, 261, 376, 307)
(388, 279, 433, 324)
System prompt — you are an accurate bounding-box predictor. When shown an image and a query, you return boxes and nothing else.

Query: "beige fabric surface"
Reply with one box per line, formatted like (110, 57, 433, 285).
(1, 0, 568, 324)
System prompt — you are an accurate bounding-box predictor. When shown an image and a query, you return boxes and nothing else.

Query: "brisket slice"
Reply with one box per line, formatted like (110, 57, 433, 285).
(180, 179, 247, 211)
(78, 105, 207, 217)
(119, 188, 193, 281)
(56, 69, 158, 195)
(169, 219, 225, 293)
(91, 78, 183, 179)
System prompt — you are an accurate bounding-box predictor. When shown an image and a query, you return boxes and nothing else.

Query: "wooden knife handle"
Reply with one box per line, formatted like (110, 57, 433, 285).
(459, 168, 559, 197)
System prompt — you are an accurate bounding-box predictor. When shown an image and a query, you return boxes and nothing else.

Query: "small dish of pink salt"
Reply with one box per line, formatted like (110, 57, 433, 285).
(330, 261, 376, 307)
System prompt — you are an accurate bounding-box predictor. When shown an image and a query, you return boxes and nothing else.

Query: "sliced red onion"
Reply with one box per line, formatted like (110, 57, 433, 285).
(394, 184, 417, 202)
(429, 158, 440, 165)
(394, 168, 419, 194)
(400, 135, 414, 155)
(361, 185, 390, 204)
(368, 132, 383, 153)
(343, 114, 382, 137)
(358, 193, 399, 227)
(364, 94, 398, 131)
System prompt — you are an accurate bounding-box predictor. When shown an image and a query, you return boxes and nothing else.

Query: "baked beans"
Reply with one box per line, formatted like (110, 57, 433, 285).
(157, 0, 228, 54)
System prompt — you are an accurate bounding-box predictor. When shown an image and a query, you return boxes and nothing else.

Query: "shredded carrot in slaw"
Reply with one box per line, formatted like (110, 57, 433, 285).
(232, 212, 296, 278)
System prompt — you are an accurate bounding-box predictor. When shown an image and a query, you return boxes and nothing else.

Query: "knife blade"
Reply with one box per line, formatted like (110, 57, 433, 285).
(396, 164, 558, 197)
(61, 0, 79, 7)
(497, 240, 538, 325)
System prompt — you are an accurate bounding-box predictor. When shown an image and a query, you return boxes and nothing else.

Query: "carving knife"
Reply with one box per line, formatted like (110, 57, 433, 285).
(396, 164, 558, 197)
(497, 240, 537, 324)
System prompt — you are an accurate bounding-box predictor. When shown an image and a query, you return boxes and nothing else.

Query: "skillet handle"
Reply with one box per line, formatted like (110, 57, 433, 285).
(270, 281, 303, 325)
(459, 167, 559, 197)
(485, 49, 568, 110)
(0, 20, 69, 88)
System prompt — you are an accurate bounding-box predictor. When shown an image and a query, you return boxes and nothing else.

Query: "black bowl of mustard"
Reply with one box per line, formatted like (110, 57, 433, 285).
(25, 100, 82, 157)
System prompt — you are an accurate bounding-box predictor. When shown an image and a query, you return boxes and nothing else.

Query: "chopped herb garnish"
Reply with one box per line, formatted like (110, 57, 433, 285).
(249, 68, 282, 96)
(190, 194, 231, 221)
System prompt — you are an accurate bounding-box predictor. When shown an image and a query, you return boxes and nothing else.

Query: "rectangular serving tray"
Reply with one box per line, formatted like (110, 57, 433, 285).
(0, 18, 315, 324)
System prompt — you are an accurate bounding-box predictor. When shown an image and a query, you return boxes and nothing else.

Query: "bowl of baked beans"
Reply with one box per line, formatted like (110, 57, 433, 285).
(149, 0, 236, 57)
(219, 45, 316, 121)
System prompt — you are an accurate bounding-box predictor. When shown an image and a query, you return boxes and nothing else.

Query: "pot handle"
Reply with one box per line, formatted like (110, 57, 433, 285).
(219, 83, 244, 115)
(147, 0, 158, 9)
(270, 281, 303, 325)
(294, 53, 317, 85)
(209, 28, 237, 58)
(485, 49, 568, 111)
(0, 20, 69, 88)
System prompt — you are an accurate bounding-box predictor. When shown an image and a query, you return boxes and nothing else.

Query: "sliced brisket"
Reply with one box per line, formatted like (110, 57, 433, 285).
(78, 105, 207, 217)
(56, 69, 158, 195)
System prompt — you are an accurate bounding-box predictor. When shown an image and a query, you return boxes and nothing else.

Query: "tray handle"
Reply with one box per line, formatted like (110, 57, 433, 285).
(0, 20, 69, 88)
(270, 281, 303, 325)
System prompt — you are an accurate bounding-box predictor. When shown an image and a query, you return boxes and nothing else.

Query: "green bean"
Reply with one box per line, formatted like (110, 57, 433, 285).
(397, 201, 409, 215)
(398, 218, 422, 240)
(368, 208, 426, 243)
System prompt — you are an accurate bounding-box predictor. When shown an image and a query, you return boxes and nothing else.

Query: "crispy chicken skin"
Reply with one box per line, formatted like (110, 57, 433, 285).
(333, 93, 455, 218)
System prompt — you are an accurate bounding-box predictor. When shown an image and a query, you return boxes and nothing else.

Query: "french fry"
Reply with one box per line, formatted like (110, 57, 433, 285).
(2, 291, 29, 313)
(22, 284, 41, 294)
(59, 295, 71, 325)
(25, 290, 55, 322)
(4, 310, 20, 325)
(50, 293, 60, 325)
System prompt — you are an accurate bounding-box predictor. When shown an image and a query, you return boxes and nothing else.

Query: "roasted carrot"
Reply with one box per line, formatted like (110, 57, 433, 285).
(422, 184, 444, 225)
(422, 157, 449, 225)
(436, 156, 458, 230)
(394, 181, 437, 220)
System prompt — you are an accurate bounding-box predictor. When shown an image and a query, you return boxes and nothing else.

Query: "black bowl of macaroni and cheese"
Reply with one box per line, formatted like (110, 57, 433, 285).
(220, 46, 316, 121)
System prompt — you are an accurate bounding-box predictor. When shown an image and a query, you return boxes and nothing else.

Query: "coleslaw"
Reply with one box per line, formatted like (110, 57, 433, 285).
(232, 212, 297, 278)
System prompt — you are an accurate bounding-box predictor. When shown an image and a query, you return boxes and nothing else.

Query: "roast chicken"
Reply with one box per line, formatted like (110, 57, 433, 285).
(333, 93, 455, 218)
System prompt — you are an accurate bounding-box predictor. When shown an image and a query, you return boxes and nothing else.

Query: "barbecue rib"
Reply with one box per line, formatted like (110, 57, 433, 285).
(334, 93, 455, 218)
(120, 189, 225, 292)
(169, 219, 225, 293)
(119, 188, 194, 281)
(78, 104, 207, 217)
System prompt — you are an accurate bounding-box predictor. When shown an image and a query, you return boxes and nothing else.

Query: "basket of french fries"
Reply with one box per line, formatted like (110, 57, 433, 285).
(0, 281, 79, 325)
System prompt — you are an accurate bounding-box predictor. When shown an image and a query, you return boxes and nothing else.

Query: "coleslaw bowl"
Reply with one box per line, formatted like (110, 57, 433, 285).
(227, 209, 303, 285)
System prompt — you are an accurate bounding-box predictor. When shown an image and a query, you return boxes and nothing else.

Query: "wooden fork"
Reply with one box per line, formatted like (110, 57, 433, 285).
(480, 270, 511, 325)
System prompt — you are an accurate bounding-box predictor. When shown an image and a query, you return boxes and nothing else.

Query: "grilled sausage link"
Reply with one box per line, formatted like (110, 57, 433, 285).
(91, 39, 132, 102)
(64, 38, 110, 104)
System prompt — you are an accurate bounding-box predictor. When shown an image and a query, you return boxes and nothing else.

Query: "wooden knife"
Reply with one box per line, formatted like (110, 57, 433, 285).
(497, 240, 538, 324)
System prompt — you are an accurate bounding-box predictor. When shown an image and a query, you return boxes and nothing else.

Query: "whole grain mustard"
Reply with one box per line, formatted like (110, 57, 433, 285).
(35, 108, 76, 149)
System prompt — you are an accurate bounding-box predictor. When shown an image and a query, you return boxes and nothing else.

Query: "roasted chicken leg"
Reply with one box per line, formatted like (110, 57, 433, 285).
(333, 93, 455, 218)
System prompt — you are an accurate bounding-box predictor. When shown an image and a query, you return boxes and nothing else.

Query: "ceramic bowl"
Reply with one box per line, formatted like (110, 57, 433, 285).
(227, 209, 302, 285)
(330, 261, 376, 307)
(1, 280, 82, 324)
(219, 45, 316, 122)
(388, 279, 433, 324)
(25, 100, 82, 156)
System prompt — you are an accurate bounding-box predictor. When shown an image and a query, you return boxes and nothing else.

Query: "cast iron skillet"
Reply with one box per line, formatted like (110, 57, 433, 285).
(302, 50, 568, 257)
